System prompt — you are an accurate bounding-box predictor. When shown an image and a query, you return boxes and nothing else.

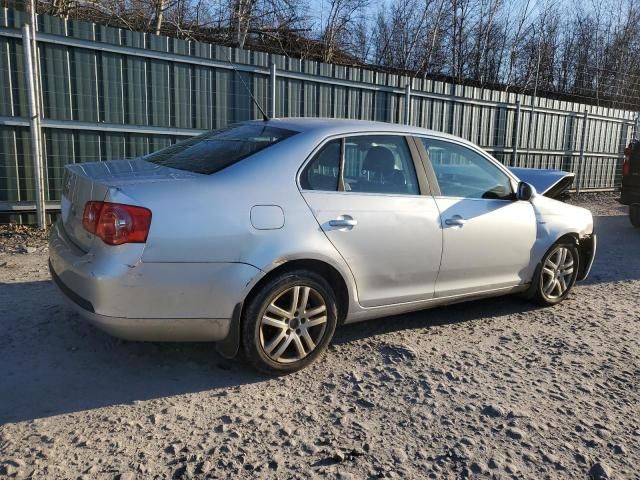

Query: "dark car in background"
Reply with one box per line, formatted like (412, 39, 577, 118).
(621, 140, 640, 228)
(621, 140, 640, 205)
(631, 203, 640, 228)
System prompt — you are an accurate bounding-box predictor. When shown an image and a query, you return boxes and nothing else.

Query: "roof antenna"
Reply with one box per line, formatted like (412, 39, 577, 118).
(223, 49, 269, 122)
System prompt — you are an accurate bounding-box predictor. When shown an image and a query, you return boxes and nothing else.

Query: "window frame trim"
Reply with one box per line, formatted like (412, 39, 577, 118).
(338, 138, 347, 192)
(412, 135, 519, 201)
(297, 131, 432, 197)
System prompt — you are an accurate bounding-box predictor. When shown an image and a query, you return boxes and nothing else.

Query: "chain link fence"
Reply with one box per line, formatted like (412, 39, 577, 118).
(1, 7, 639, 223)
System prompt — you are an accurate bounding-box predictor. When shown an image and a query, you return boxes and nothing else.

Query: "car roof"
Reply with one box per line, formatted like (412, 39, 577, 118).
(247, 117, 462, 142)
(246, 117, 523, 183)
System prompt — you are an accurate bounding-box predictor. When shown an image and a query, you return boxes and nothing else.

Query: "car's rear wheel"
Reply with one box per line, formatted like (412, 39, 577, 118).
(630, 203, 640, 228)
(241, 270, 338, 375)
(530, 241, 580, 306)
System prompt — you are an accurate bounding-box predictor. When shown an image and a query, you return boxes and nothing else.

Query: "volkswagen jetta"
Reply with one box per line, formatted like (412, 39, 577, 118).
(49, 119, 596, 374)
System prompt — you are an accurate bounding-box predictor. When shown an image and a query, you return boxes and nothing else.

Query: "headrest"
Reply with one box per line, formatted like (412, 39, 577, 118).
(362, 146, 395, 176)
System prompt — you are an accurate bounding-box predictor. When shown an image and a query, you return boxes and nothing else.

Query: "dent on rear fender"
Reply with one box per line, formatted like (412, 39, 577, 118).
(94, 262, 263, 319)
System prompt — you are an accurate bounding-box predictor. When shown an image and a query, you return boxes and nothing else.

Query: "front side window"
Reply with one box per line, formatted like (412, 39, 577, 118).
(145, 124, 297, 175)
(419, 138, 514, 200)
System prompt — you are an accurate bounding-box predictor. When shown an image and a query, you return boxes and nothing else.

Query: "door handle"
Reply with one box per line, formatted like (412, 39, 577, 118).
(329, 216, 358, 228)
(444, 215, 466, 226)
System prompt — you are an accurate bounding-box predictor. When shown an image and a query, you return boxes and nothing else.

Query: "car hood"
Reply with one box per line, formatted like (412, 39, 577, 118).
(508, 167, 575, 199)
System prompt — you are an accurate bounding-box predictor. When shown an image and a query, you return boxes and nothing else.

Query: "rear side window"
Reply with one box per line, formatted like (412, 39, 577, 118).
(300, 135, 420, 195)
(343, 136, 419, 195)
(145, 124, 297, 174)
(300, 140, 341, 191)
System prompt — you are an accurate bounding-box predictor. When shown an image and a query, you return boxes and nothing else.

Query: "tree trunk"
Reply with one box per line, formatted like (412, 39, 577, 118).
(154, 0, 166, 35)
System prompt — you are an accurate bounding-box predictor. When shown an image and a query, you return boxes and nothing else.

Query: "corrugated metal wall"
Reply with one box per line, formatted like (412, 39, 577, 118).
(0, 7, 638, 214)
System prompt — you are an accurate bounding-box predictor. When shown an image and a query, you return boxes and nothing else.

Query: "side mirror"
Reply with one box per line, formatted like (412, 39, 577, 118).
(517, 181, 537, 201)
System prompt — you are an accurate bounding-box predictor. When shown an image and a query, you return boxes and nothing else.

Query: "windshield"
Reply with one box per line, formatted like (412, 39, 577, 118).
(145, 124, 297, 174)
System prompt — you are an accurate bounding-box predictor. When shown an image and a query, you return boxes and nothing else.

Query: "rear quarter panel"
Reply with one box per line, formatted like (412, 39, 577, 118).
(115, 132, 359, 309)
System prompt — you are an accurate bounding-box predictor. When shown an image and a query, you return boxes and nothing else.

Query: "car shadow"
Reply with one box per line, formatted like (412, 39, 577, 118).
(584, 214, 640, 284)
(1, 214, 635, 424)
(0, 278, 542, 425)
(332, 294, 542, 346)
(0, 281, 268, 424)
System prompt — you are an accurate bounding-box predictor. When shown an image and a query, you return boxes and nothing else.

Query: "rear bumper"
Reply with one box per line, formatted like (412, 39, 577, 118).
(49, 260, 231, 341)
(48, 221, 262, 341)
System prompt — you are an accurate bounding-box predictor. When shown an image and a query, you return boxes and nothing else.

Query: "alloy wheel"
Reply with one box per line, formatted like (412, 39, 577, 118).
(259, 285, 328, 364)
(541, 246, 575, 300)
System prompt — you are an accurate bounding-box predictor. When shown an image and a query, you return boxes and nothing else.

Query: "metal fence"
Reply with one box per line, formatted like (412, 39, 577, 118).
(1, 8, 639, 222)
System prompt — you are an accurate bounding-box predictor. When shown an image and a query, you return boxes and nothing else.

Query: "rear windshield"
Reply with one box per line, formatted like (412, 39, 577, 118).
(145, 124, 297, 174)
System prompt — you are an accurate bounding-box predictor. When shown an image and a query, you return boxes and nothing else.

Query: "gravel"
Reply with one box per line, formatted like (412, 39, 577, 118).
(0, 223, 50, 255)
(0, 193, 638, 479)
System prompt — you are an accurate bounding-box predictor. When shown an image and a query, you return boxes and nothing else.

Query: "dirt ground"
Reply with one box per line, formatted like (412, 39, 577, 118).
(0, 193, 638, 479)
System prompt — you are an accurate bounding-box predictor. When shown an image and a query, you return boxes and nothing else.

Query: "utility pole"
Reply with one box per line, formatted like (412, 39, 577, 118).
(576, 108, 590, 195)
(25, 0, 46, 229)
(512, 100, 521, 165)
(270, 63, 277, 119)
(404, 83, 412, 125)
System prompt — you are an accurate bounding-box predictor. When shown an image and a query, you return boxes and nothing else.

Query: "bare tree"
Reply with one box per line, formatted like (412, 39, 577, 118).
(371, 0, 451, 76)
(153, 0, 166, 34)
(17, 0, 640, 109)
(469, 0, 503, 84)
(318, 0, 369, 63)
(230, 0, 256, 47)
(419, 0, 447, 77)
(502, 0, 532, 91)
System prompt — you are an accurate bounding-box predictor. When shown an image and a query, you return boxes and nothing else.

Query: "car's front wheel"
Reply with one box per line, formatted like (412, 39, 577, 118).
(530, 241, 580, 306)
(241, 270, 338, 375)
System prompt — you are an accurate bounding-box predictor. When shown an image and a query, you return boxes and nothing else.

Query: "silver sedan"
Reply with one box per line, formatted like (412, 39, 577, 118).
(49, 119, 596, 374)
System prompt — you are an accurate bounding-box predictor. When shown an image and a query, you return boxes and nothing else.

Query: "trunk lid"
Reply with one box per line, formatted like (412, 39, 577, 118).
(60, 159, 197, 251)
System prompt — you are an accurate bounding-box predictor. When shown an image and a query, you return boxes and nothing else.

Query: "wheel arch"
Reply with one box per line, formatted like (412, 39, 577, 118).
(541, 231, 594, 282)
(247, 259, 351, 324)
(216, 257, 352, 359)
(554, 232, 579, 246)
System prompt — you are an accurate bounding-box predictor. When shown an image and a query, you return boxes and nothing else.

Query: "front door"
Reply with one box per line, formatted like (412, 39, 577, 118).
(416, 137, 537, 297)
(300, 135, 443, 307)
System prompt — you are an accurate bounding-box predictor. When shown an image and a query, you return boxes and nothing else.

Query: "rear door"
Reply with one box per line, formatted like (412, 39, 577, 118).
(415, 137, 537, 297)
(300, 134, 442, 308)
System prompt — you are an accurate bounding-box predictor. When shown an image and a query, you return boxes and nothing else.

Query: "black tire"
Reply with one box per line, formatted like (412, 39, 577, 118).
(528, 241, 580, 306)
(241, 269, 338, 375)
(630, 203, 640, 228)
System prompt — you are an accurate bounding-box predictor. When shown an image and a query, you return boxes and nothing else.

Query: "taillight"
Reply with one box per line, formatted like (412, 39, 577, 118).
(82, 201, 152, 245)
(82, 201, 102, 234)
